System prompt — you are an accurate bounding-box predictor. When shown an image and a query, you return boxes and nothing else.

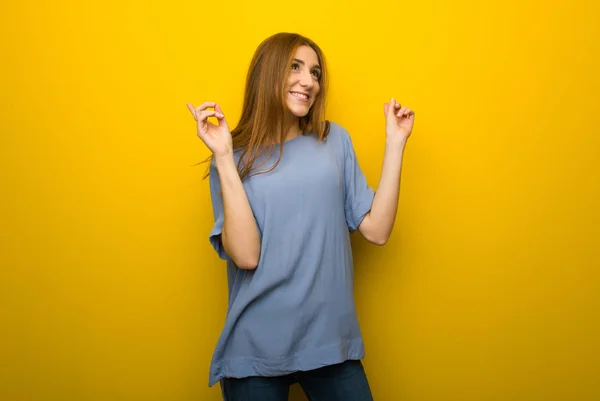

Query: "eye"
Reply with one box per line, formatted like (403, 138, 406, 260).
(311, 69, 321, 79)
(291, 62, 300, 70)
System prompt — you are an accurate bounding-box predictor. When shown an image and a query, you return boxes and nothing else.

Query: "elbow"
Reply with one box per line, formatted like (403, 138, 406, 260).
(358, 214, 391, 246)
(236, 257, 259, 270)
(369, 235, 389, 246)
(233, 249, 260, 270)
(363, 230, 390, 246)
(222, 233, 260, 269)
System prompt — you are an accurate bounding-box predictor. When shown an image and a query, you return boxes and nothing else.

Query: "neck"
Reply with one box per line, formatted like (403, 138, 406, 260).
(285, 119, 301, 142)
(265, 115, 301, 145)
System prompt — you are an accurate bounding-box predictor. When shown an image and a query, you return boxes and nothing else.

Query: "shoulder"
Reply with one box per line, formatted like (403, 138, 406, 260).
(325, 120, 348, 137)
(324, 121, 356, 157)
(324, 121, 352, 145)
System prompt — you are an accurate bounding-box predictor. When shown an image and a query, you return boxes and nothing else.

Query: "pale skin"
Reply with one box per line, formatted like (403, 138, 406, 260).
(357, 98, 414, 245)
(185, 101, 261, 270)
(187, 46, 414, 268)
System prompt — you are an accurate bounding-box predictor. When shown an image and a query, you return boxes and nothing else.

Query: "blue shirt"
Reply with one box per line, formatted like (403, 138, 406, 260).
(207, 121, 375, 387)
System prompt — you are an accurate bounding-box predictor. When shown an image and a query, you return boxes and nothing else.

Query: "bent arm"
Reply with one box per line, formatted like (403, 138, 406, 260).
(358, 137, 407, 245)
(215, 153, 261, 269)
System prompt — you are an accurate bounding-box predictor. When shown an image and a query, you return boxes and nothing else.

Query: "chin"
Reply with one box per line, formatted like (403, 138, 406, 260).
(292, 110, 309, 118)
(287, 104, 312, 118)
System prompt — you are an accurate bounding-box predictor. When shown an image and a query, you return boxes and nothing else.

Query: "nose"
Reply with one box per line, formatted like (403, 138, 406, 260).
(299, 69, 314, 89)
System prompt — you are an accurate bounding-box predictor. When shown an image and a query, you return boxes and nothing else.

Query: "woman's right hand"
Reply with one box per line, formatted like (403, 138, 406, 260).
(186, 102, 233, 157)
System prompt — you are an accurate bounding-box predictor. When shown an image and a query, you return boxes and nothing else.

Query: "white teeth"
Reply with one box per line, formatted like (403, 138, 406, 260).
(291, 92, 308, 99)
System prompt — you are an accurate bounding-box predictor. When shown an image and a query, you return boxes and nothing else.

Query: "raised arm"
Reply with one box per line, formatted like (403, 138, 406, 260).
(187, 102, 260, 269)
(358, 98, 415, 245)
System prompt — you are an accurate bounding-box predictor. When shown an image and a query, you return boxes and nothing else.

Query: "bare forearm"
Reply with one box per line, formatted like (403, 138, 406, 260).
(215, 154, 261, 269)
(360, 137, 407, 245)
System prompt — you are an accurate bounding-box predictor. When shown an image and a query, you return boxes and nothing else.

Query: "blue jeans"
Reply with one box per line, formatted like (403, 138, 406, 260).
(220, 359, 374, 401)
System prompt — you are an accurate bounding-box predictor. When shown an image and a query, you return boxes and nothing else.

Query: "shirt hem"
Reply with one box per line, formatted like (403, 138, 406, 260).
(208, 337, 365, 387)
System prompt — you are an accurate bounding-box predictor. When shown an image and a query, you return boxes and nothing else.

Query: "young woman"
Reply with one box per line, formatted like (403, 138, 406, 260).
(187, 32, 414, 401)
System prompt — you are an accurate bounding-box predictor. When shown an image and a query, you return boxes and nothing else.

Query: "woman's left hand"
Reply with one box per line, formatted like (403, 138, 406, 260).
(384, 98, 415, 143)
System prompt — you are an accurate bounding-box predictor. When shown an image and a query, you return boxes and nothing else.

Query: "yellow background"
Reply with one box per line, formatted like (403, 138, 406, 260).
(1, 0, 599, 400)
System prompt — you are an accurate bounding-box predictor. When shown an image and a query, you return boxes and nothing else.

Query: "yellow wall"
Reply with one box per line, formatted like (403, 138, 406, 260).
(1, 0, 599, 400)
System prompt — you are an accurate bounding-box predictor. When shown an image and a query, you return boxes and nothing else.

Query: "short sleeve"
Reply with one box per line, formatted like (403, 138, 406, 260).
(208, 160, 230, 260)
(342, 129, 375, 232)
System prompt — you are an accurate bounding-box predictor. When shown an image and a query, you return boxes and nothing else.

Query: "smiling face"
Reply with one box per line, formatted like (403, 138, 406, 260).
(284, 45, 322, 119)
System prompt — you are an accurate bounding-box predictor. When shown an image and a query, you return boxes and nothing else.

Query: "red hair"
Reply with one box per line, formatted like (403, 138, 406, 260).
(206, 32, 330, 181)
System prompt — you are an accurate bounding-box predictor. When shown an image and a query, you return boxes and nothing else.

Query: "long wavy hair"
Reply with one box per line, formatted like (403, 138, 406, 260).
(206, 32, 330, 181)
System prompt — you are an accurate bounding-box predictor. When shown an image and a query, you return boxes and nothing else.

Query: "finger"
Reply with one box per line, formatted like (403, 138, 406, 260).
(195, 102, 217, 112)
(386, 98, 397, 119)
(397, 106, 408, 117)
(214, 103, 226, 118)
(214, 104, 230, 130)
(384, 102, 389, 116)
(186, 103, 198, 120)
(395, 101, 402, 109)
(199, 110, 220, 121)
(405, 109, 415, 118)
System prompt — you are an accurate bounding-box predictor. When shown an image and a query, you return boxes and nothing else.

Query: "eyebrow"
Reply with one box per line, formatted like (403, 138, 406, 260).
(293, 58, 321, 70)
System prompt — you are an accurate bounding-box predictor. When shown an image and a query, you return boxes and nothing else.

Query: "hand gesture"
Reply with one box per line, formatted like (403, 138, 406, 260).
(186, 102, 233, 157)
(383, 98, 415, 142)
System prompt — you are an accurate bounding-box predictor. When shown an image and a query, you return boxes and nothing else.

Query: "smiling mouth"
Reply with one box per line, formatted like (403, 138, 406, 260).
(290, 91, 310, 102)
